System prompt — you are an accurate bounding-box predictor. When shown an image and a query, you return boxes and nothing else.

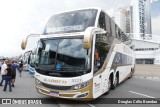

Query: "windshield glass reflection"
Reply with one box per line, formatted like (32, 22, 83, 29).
(36, 37, 91, 77)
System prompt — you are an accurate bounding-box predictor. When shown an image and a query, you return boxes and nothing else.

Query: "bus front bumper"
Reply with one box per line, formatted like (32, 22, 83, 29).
(35, 84, 93, 100)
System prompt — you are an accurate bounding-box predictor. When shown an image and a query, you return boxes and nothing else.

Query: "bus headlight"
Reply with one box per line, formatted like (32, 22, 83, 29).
(71, 80, 90, 90)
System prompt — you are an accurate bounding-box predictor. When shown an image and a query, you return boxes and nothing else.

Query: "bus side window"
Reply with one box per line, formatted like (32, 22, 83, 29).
(94, 34, 108, 74)
(98, 12, 106, 31)
(94, 46, 100, 73)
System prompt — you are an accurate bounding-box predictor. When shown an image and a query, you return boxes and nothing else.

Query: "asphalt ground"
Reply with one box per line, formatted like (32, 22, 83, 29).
(0, 64, 160, 107)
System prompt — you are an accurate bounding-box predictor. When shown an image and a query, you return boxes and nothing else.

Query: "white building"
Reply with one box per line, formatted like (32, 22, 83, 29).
(154, 49, 160, 64)
(131, 0, 152, 40)
(107, 0, 160, 64)
(132, 38, 159, 64)
(106, 7, 131, 33)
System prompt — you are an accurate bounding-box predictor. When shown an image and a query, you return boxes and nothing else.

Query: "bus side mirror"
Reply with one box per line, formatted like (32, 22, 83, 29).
(21, 38, 27, 50)
(83, 27, 106, 49)
(21, 34, 40, 50)
(83, 27, 93, 49)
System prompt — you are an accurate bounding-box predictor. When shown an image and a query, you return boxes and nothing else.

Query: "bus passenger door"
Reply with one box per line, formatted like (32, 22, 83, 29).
(93, 66, 102, 98)
(92, 39, 102, 98)
(92, 34, 110, 98)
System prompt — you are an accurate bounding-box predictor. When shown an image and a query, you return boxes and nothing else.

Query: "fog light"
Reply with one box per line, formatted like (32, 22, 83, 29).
(77, 92, 88, 98)
(35, 79, 41, 85)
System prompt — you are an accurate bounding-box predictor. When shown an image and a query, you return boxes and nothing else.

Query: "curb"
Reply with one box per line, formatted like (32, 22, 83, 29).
(134, 76, 160, 80)
(144, 76, 160, 79)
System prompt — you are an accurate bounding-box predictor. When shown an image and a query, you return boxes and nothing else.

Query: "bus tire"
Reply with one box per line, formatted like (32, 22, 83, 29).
(128, 69, 133, 79)
(104, 76, 111, 95)
(111, 74, 118, 90)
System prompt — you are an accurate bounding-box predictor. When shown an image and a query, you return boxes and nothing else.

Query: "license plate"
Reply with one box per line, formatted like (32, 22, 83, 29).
(50, 92, 59, 97)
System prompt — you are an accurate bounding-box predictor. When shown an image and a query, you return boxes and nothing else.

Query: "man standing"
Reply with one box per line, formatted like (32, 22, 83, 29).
(0, 59, 2, 68)
(18, 61, 23, 77)
(0, 60, 3, 81)
(0, 60, 8, 86)
(11, 61, 18, 87)
(0, 59, 2, 73)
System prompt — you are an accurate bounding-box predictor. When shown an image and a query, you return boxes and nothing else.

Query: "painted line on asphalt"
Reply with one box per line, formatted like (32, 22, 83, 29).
(57, 103, 95, 107)
(134, 76, 160, 80)
(85, 102, 96, 107)
(56, 101, 95, 107)
(129, 91, 156, 98)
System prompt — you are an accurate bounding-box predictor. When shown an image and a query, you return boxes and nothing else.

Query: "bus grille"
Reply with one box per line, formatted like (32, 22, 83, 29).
(41, 82, 72, 90)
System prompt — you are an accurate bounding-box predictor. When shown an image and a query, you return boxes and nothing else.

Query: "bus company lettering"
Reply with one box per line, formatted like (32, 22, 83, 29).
(72, 78, 82, 83)
(44, 78, 67, 84)
(46, 25, 84, 33)
(94, 83, 100, 93)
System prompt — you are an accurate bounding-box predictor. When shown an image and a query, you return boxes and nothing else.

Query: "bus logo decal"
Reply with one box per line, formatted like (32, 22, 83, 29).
(55, 63, 62, 71)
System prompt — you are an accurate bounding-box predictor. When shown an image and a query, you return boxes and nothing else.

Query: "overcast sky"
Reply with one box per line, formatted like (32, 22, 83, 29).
(0, 0, 159, 57)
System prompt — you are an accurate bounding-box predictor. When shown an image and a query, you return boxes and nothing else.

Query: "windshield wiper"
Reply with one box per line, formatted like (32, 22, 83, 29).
(36, 64, 56, 71)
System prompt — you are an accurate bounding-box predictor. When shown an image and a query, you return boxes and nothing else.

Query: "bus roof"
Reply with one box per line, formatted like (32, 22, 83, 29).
(51, 7, 102, 16)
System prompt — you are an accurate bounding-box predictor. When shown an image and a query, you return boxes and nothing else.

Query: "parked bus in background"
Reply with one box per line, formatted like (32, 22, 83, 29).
(22, 50, 32, 71)
(22, 50, 36, 75)
(21, 7, 135, 100)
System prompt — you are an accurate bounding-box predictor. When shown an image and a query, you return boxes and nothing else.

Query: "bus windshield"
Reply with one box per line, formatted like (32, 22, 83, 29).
(44, 9, 98, 34)
(35, 36, 91, 77)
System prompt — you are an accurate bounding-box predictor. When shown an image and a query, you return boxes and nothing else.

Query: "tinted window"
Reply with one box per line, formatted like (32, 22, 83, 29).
(44, 9, 98, 34)
(35, 37, 92, 77)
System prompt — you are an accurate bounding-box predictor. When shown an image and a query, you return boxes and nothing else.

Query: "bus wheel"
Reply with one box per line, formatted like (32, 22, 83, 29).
(128, 69, 133, 79)
(104, 77, 111, 95)
(111, 75, 118, 90)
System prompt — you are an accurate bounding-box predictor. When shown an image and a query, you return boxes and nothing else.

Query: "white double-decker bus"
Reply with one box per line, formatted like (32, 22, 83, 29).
(21, 7, 135, 100)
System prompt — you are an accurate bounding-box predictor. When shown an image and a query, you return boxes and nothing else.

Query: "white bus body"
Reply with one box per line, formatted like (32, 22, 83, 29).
(21, 7, 135, 100)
